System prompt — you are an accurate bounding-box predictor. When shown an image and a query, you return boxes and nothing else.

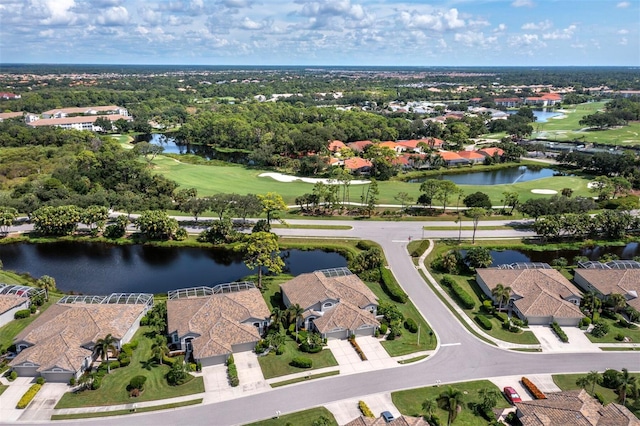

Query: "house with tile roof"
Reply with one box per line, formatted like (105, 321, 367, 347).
(494, 98, 521, 108)
(329, 140, 347, 153)
(10, 293, 151, 382)
(0, 295, 30, 328)
(167, 282, 270, 366)
(280, 268, 379, 339)
(379, 141, 403, 153)
(476, 264, 583, 326)
(347, 140, 373, 153)
(524, 93, 562, 107)
(457, 150, 486, 164)
(41, 105, 129, 118)
(344, 414, 428, 426)
(0, 111, 25, 122)
(436, 150, 469, 166)
(27, 114, 132, 131)
(515, 390, 639, 426)
(343, 157, 373, 173)
(573, 261, 640, 312)
(479, 147, 505, 158)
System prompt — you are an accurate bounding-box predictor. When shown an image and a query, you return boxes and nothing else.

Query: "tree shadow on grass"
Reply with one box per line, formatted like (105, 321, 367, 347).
(140, 358, 159, 371)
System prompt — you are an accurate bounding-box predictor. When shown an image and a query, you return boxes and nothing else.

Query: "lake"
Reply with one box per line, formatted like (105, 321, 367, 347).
(508, 109, 562, 123)
(0, 242, 347, 295)
(410, 165, 557, 185)
(136, 134, 248, 163)
(461, 242, 640, 266)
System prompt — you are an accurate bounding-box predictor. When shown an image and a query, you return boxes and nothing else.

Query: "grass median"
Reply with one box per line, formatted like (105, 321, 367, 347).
(51, 399, 203, 420)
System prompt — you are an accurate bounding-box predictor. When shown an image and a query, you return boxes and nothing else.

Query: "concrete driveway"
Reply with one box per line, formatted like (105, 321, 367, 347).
(327, 337, 397, 374)
(17, 382, 69, 422)
(528, 326, 599, 353)
(0, 376, 37, 422)
(326, 393, 400, 425)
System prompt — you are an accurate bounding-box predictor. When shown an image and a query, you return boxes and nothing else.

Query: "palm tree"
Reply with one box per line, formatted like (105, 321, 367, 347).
(607, 293, 627, 314)
(586, 370, 601, 395)
(618, 368, 636, 405)
(36, 275, 56, 301)
(270, 307, 286, 331)
(491, 284, 512, 312)
(287, 304, 304, 341)
(94, 334, 118, 373)
(422, 398, 436, 417)
(437, 387, 464, 426)
(582, 291, 602, 320)
(151, 335, 169, 365)
(576, 376, 590, 390)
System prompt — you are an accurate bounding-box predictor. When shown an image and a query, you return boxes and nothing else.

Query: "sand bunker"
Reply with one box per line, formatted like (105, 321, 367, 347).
(259, 172, 370, 185)
(531, 189, 558, 195)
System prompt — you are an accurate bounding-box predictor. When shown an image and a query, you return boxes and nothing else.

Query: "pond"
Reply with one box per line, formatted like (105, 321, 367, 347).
(508, 109, 562, 123)
(461, 242, 640, 267)
(410, 165, 558, 185)
(0, 242, 347, 295)
(135, 134, 249, 163)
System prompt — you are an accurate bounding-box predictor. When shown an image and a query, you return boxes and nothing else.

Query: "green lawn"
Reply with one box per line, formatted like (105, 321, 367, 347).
(392, 380, 511, 425)
(55, 327, 204, 408)
(257, 337, 338, 379)
(270, 371, 339, 388)
(50, 399, 203, 420)
(424, 242, 539, 345)
(244, 407, 337, 426)
(0, 385, 8, 396)
(531, 102, 640, 146)
(271, 224, 352, 230)
(0, 295, 60, 351)
(584, 316, 640, 344)
(0, 270, 31, 285)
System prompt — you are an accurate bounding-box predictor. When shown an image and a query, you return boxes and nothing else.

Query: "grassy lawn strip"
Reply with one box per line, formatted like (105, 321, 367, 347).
(55, 327, 204, 408)
(51, 398, 203, 420)
(584, 316, 640, 344)
(257, 338, 338, 379)
(600, 347, 639, 351)
(271, 224, 352, 230)
(0, 385, 8, 396)
(270, 371, 339, 388)
(425, 242, 539, 345)
(422, 225, 530, 231)
(417, 270, 495, 347)
(397, 355, 428, 364)
(245, 407, 337, 426)
(392, 380, 511, 425)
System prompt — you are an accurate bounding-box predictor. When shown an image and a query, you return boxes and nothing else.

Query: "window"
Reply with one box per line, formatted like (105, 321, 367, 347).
(322, 302, 333, 309)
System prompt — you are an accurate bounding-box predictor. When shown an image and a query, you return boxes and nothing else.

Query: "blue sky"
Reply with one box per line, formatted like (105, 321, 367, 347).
(0, 0, 638, 66)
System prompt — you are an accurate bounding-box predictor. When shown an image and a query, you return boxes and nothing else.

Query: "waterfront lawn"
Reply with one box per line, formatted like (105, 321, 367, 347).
(257, 336, 338, 379)
(245, 407, 337, 426)
(0, 270, 31, 285)
(584, 316, 640, 344)
(0, 295, 59, 351)
(425, 242, 539, 345)
(392, 380, 511, 425)
(55, 327, 204, 408)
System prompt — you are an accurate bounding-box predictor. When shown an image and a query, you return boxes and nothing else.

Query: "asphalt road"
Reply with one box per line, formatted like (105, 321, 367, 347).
(6, 218, 640, 426)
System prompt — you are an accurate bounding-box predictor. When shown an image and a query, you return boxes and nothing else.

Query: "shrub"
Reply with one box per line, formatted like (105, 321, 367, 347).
(290, 357, 313, 368)
(521, 377, 546, 399)
(255, 339, 269, 354)
(227, 362, 239, 387)
(475, 315, 493, 330)
(348, 336, 367, 361)
(166, 358, 190, 386)
(69, 377, 76, 386)
(276, 346, 285, 356)
(481, 300, 495, 314)
(118, 355, 131, 367)
(618, 318, 631, 328)
(358, 401, 375, 418)
(380, 267, 408, 303)
(591, 321, 610, 338)
(128, 375, 147, 391)
(30, 305, 37, 314)
(602, 369, 621, 389)
(16, 383, 42, 409)
(14, 309, 30, 320)
(390, 323, 403, 338)
(9, 371, 17, 381)
(615, 333, 625, 341)
(502, 322, 521, 333)
(174, 227, 188, 241)
(511, 318, 525, 328)
(404, 318, 418, 333)
(441, 275, 455, 288)
(91, 377, 102, 390)
(36, 377, 45, 385)
(300, 341, 323, 353)
(104, 224, 125, 239)
(551, 322, 569, 343)
(379, 323, 388, 335)
(450, 282, 475, 309)
(580, 317, 592, 327)
(494, 312, 508, 323)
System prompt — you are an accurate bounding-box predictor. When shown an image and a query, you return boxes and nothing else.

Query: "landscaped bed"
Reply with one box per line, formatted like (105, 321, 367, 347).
(257, 336, 338, 379)
(55, 327, 204, 409)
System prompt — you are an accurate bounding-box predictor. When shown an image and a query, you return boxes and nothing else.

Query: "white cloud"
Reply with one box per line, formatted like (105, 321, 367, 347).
(542, 24, 576, 40)
(454, 31, 497, 48)
(493, 23, 507, 33)
(522, 20, 552, 31)
(619, 37, 628, 45)
(509, 33, 545, 48)
(512, 0, 534, 7)
(398, 8, 465, 32)
(35, 0, 79, 25)
(617, 29, 629, 34)
(95, 6, 129, 26)
(616, 2, 630, 8)
(240, 17, 265, 30)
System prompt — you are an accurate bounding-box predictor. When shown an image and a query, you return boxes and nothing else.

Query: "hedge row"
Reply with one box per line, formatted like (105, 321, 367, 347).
(409, 240, 430, 257)
(521, 377, 546, 399)
(227, 355, 239, 387)
(474, 315, 493, 330)
(404, 318, 418, 333)
(451, 283, 475, 309)
(358, 401, 375, 418)
(551, 322, 569, 343)
(14, 309, 30, 320)
(290, 357, 313, 368)
(17, 384, 42, 409)
(348, 336, 367, 361)
(380, 267, 408, 303)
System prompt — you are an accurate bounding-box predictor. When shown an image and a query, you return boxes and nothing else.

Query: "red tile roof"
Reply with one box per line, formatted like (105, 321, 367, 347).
(328, 140, 346, 152)
(437, 151, 464, 161)
(346, 140, 373, 152)
(479, 147, 505, 157)
(344, 157, 372, 170)
(457, 150, 485, 160)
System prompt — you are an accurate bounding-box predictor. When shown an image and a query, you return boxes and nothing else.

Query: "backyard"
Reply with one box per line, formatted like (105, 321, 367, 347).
(55, 326, 204, 408)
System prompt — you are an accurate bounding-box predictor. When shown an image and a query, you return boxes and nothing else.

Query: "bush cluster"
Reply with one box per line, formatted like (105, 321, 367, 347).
(580, 317, 592, 327)
(521, 377, 546, 399)
(348, 335, 367, 361)
(36, 377, 45, 385)
(290, 357, 313, 368)
(299, 341, 323, 353)
(14, 309, 31, 320)
(475, 315, 493, 330)
(450, 282, 475, 310)
(380, 267, 408, 303)
(502, 321, 521, 333)
(127, 375, 147, 393)
(16, 384, 42, 409)
(91, 377, 102, 390)
(551, 322, 569, 343)
(358, 401, 375, 418)
(227, 356, 239, 387)
(403, 318, 418, 333)
(591, 320, 610, 338)
(379, 323, 388, 336)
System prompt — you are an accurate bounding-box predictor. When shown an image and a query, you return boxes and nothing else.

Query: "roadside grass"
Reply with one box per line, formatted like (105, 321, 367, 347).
(269, 370, 339, 388)
(0, 295, 60, 351)
(584, 317, 640, 344)
(244, 407, 338, 426)
(422, 225, 530, 231)
(55, 327, 204, 408)
(397, 355, 428, 364)
(271, 224, 352, 230)
(257, 337, 338, 380)
(392, 380, 511, 425)
(600, 347, 639, 351)
(424, 242, 539, 345)
(0, 385, 8, 396)
(553, 372, 640, 416)
(50, 399, 203, 420)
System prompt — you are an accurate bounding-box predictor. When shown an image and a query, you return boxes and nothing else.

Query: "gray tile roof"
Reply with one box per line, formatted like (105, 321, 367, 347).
(575, 269, 640, 311)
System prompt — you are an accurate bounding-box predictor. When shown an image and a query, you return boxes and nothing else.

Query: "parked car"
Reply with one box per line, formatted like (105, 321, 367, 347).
(504, 386, 522, 404)
(381, 411, 395, 423)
